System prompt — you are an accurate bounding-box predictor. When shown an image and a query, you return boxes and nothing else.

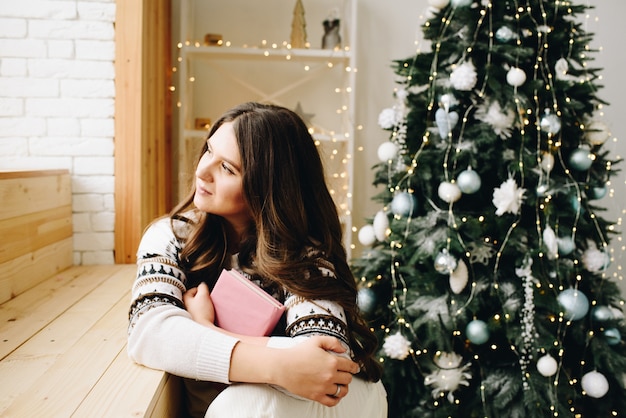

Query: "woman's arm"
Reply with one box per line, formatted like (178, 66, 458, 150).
(183, 280, 360, 405)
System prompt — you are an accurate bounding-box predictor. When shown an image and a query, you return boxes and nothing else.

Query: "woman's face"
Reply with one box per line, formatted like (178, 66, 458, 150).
(194, 122, 251, 229)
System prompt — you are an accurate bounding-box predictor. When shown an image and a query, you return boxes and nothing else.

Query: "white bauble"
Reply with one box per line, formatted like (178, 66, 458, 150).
(540, 113, 562, 135)
(377, 141, 399, 162)
(428, 0, 450, 8)
(438, 181, 462, 203)
(449, 259, 468, 294)
(373, 210, 389, 241)
(506, 67, 526, 87)
(585, 121, 610, 146)
(537, 354, 558, 377)
(581, 371, 609, 398)
(541, 153, 555, 173)
(358, 225, 376, 246)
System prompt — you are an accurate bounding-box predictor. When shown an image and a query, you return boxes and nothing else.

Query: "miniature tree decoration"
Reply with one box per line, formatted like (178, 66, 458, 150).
(352, 0, 626, 416)
(290, 0, 307, 49)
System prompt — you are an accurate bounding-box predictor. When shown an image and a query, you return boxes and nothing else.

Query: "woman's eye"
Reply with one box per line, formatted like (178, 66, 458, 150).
(222, 163, 234, 174)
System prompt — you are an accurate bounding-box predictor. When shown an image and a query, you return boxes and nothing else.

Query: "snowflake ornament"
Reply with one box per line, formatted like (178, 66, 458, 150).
(424, 352, 472, 402)
(475, 100, 515, 138)
(449, 61, 478, 91)
(582, 241, 610, 273)
(382, 332, 411, 360)
(378, 107, 403, 129)
(492, 176, 526, 216)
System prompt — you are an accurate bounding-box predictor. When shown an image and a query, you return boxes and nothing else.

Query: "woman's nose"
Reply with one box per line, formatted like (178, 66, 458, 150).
(196, 155, 214, 180)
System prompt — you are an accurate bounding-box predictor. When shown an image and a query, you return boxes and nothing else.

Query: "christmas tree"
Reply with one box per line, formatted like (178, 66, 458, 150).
(352, 0, 626, 416)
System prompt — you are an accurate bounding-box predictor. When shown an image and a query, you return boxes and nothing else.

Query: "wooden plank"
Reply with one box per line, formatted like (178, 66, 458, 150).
(0, 278, 135, 417)
(0, 172, 71, 221)
(0, 204, 72, 265)
(0, 169, 68, 180)
(0, 265, 133, 358)
(114, 0, 172, 264)
(73, 349, 183, 417)
(0, 265, 134, 414)
(0, 237, 74, 304)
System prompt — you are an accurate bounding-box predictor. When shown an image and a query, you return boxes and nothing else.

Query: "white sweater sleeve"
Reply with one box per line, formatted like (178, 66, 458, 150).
(127, 217, 239, 384)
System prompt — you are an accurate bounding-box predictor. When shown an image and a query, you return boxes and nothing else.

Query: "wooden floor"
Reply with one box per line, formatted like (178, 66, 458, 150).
(0, 264, 182, 417)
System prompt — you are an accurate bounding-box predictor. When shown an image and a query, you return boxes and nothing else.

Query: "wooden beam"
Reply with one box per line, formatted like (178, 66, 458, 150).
(114, 0, 172, 264)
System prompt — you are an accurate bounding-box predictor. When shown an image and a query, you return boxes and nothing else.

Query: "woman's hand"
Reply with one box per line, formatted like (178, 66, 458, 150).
(278, 336, 359, 406)
(183, 282, 215, 326)
(229, 335, 360, 406)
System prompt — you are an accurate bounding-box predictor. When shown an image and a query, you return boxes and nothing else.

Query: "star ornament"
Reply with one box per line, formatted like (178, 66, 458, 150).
(492, 176, 526, 216)
(294, 102, 315, 127)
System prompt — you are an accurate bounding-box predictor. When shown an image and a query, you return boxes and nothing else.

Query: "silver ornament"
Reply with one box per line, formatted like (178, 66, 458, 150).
(569, 147, 593, 171)
(457, 168, 481, 194)
(540, 113, 562, 135)
(434, 249, 457, 274)
(466, 319, 489, 345)
(357, 287, 377, 315)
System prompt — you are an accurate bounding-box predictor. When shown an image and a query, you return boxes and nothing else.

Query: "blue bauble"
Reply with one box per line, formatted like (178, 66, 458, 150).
(466, 319, 489, 345)
(391, 192, 418, 217)
(357, 287, 377, 315)
(557, 236, 575, 256)
(590, 185, 608, 200)
(603, 328, 622, 345)
(557, 289, 589, 321)
(592, 305, 614, 322)
(457, 168, 481, 194)
(569, 148, 593, 171)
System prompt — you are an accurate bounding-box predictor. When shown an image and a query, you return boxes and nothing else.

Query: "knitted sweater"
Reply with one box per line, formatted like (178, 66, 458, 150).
(127, 216, 351, 385)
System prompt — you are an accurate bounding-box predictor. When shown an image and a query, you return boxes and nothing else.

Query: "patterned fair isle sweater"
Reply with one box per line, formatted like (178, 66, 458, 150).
(127, 216, 351, 386)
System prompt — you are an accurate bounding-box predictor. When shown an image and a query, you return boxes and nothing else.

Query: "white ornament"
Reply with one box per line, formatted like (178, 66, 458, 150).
(506, 67, 526, 87)
(474, 100, 515, 139)
(373, 210, 389, 241)
(585, 121, 610, 145)
(541, 153, 555, 173)
(382, 332, 411, 360)
(492, 177, 526, 216)
(358, 225, 376, 246)
(555, 58, 569, 80)
(378, 107, 402, 129)
(543, 225, 558, 259)
(449, 259, 468, 294)
(540, 113, 562, 135)
(435, 108, 459, 138)
(435, 249, 457, 274)
(536, 354, 558, 377)
(428, 0, 450, 9)
(438, 181, 462, 203)
(377, 141, 399, 162)
(424, 352, 472, 403)
(582, 242, 610, 273)
(581, 371, 609, 398)
(450, 61, 478, 91)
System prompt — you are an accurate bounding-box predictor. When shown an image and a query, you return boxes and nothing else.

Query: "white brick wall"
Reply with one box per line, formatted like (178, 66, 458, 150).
(0, 1, 116, 265)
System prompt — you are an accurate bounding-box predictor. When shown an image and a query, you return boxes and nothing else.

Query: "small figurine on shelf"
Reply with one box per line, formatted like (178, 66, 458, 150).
(290, 0, 308, 49)
(322, 8, 341, 50)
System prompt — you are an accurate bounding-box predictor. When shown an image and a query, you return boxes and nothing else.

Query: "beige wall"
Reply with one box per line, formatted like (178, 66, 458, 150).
(352, 1, 626, 292)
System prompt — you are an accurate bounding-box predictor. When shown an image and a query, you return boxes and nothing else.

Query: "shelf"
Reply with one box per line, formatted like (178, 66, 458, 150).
(184, 129, 350, 143)
(183, 45, 352, 63)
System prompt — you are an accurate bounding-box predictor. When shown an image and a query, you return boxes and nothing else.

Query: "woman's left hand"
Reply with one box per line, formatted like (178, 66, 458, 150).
(183, 282, 215, 326)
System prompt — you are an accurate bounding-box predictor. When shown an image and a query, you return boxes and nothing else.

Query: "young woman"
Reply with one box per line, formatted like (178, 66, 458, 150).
(127, 102, 387, 417)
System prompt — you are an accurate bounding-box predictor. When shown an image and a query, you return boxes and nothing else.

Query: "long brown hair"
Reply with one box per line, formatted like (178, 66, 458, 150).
(171, 102, 382, 382)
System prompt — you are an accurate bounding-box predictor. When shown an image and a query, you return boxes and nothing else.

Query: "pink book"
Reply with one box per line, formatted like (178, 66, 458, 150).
(211, 269, 285, 336)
